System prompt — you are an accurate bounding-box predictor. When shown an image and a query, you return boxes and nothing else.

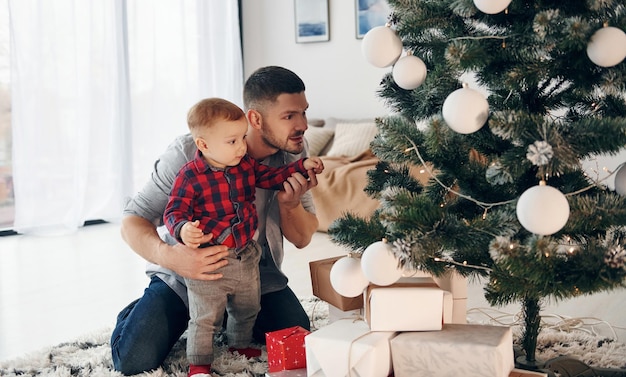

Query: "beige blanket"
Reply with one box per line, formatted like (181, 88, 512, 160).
(312, 150, 381, 232)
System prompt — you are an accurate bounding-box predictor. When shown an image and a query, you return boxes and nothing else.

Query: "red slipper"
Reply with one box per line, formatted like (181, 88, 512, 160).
(188, 363, 212, 377)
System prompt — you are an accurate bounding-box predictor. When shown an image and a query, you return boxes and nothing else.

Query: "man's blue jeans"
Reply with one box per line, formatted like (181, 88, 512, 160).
(111, 276, 310, 375)
(111, 276, 189, 375)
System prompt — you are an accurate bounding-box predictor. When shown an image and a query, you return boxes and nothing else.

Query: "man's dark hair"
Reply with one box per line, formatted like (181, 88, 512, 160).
(243, 66, 305, 111)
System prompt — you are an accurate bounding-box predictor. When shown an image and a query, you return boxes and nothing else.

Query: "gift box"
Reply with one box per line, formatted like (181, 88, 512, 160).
(265, 369, 308, 377)
(365, 277, 453, 331)
(309, 256, 364, 311)
(431, 270, 468, 324)
(305, 318, 396, 377)
(266, 326, 310, 372)
(509, 369, 547, 377)
(390, 323, 514, 377)
(328, 303, 362, 324)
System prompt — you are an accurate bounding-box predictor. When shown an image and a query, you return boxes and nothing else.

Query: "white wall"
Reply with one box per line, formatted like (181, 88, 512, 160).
(241, 0, 389, 120)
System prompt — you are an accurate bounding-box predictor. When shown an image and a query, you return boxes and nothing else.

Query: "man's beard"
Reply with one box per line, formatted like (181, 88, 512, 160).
(261, 126, 304, 155)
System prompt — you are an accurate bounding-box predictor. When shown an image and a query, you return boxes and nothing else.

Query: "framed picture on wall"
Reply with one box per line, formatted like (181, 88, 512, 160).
(355, 0, 391, 39)
(294, 0, 330, 43)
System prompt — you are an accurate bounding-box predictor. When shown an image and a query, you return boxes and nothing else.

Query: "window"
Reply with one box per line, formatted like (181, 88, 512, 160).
(2, 1, 242, 235)
(0, 0, 13, 230)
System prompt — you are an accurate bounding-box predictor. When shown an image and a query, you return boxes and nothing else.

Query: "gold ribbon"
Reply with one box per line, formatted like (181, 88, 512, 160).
(347, 317, 369, 377)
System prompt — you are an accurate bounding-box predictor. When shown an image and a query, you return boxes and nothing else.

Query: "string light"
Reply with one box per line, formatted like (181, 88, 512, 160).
(403, 136, 626, 207)
(404, 136, 516, 210)
(451, 35, 508, 41)
(433, 256, 492, 272)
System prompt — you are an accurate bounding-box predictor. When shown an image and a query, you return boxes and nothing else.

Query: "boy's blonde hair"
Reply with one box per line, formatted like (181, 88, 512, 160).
(187, 98, 245, 137)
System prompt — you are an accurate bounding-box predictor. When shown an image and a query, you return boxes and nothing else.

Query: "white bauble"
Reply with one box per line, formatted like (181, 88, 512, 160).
(473, 0, 512, 14)
(442, 86, 489, 134)
(516, 183, 570, 236)
(362, 26, 403, 68)
(361, 241, 403, 286)
(392, 54, 427, 90)
(330, 256, 369, 298)
(615, 164, 626, 195)
(586, 26, 626, 68)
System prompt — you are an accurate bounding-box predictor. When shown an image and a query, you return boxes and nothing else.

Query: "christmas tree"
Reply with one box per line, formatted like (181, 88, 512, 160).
(329, 0, 626, 367)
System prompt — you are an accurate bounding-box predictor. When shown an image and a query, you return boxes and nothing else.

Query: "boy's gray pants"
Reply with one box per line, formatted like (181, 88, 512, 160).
(184, 241, 261, 365)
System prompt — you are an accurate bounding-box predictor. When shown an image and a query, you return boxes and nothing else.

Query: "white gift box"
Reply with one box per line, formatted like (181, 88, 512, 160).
(328, 303, 362, 324)
(305, 319, 396, 377)
(365, 277, 453, 331)
(265, 369, 308, 377)
(431, 271, 468, 323)
(390, 323, 514, 377)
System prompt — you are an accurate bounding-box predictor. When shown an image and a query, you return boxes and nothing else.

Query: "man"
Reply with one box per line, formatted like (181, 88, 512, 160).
(111, 66, 319, 375)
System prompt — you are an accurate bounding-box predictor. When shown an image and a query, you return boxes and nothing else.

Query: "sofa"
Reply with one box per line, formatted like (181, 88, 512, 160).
(304, 117, 383, 232)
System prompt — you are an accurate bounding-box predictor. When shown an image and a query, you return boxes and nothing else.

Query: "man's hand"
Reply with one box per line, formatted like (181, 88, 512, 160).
(120, 215, 229, 281)
(277, 170, 320, 248)
(278, 170, 319, 209)
(176, 221, 229, 280)
(164, 241, 229, 281)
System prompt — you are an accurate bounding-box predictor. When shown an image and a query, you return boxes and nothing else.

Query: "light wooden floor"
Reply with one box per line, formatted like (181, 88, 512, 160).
(0, 223, 341, 362)
(1, 223, 625, 362)
(0, 223, 147, 361)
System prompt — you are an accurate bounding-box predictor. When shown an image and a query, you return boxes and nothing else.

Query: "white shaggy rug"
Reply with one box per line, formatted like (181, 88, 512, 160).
(0, 297, 625, 377)
(466, 307, 626, 371)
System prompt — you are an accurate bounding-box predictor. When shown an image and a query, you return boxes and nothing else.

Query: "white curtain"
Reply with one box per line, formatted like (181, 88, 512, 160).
(9, 0, 243, 235)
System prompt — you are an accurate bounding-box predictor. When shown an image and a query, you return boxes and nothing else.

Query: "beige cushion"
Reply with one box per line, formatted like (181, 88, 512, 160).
(324, 117, 375, 130)
(326, 122, 378, 157)
(305, 127, 335, 156)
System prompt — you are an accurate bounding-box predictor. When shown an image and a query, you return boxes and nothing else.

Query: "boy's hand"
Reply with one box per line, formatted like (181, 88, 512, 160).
(181, 220, 211, 248)
(304, 156, 324, 174)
